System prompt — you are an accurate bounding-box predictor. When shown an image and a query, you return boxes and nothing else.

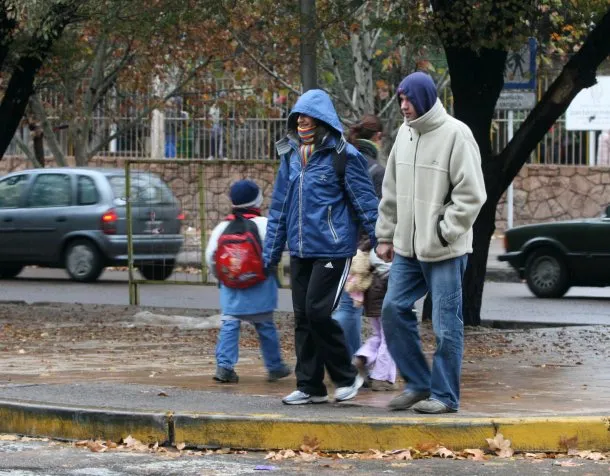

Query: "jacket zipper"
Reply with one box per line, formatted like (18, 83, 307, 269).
(327, 205, 339, 242)
(295, 143, 335, 257)
(411, 133, 421, 256)
(298, 169, 304, 256)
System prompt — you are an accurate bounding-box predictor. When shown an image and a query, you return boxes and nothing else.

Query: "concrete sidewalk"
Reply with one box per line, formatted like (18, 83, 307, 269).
(0, 301, 608, 453)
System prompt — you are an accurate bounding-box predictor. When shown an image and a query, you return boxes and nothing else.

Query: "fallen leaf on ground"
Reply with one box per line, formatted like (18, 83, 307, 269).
(393, 450, 413, 460)
(390, 463, 411, 467)
(301, 436, 320, 453)
(486, 433, 514, 458)
(158, 392, 168, 397)
(524, 452, 546, 459)
(0, 435, 19, 441)
(435, 446, 455, 459)
(176, 442, 186, 451)
(464, 448, 486, 461)
(554, 460, 583, 467)
(577, 451, 606, 461)
(86, 440, 107, 453)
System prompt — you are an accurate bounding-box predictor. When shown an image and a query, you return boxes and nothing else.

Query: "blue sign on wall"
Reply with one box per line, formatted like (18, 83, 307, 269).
(504, 38, 537, 90)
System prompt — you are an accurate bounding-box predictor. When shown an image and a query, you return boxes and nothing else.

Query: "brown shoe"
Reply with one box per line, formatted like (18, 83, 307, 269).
(371, 379, 397, 391)
(352, 356, 367, 375)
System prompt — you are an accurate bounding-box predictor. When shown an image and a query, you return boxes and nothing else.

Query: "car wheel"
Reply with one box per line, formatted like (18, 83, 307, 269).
(65, 240, 104, 283)
(138, 261, 175, 281)
(0, 264, 24, 279)
(524, 249, 570, 298)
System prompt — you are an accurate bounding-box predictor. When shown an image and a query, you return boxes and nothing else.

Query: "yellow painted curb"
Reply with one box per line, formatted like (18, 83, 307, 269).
(0, 401, 168, 444)
(174, 414, 610, 452)
(495, 416, 610, 452)
(174, 414, 496, 451)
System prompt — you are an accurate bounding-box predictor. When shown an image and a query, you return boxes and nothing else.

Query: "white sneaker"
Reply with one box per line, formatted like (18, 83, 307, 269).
(334, 374, 364, 402)
(282, 390, 329, 405)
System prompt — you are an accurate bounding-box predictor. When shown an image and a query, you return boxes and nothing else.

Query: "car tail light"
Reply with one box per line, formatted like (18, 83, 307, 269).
(177, 212, 185, 221)
(101, 209, 118, 235)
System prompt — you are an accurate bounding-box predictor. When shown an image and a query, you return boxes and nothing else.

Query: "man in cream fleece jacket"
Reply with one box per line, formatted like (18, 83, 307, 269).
(376, 72, 486, 414)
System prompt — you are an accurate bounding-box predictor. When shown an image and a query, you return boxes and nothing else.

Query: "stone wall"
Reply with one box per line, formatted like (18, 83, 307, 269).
(495, 165, 610, 232)
(2, 157, 608, 232)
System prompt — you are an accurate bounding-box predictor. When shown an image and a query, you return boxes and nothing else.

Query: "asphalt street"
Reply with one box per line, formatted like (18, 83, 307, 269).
(0, 268, 609, 326)
(1, 440, 607, 475)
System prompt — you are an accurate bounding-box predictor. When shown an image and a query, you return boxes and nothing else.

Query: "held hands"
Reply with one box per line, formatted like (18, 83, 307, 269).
(376, 243, 394, 263)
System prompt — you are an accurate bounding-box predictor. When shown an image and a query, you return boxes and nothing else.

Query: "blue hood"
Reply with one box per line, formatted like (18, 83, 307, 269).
(396, 72, 437, 117)
(287, 89, 343, 135)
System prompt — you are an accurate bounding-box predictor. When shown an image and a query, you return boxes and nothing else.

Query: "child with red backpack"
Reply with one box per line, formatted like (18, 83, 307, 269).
(205, 180, 291, 383)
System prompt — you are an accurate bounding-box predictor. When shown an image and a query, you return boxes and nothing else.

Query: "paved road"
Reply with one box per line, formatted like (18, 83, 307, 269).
(0, 268, 608, 326)
(1, 440, 606, 475)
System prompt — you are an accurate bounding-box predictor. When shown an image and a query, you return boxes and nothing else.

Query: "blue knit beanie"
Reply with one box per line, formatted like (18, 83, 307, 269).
(230, 180, 262, 208)
(396, 72, 438, 117)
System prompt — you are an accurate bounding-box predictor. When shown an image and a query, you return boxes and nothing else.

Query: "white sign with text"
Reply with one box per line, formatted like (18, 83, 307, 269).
(566, 76, 610, 130)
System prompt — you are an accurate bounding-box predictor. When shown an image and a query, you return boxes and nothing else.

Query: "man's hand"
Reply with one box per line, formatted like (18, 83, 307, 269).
(376, 243, 394, 263)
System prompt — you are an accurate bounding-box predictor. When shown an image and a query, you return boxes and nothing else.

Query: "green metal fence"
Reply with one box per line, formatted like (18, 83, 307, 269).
(125, 158, 280, 305)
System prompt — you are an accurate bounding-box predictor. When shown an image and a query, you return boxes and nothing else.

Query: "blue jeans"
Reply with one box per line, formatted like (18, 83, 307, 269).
(215, 318, 285, 372)
(382, 254, 467, 410)
(332, 290, 363, 357)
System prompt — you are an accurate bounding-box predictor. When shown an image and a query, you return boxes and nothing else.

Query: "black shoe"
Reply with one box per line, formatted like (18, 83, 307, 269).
(213, 367, 239, 383)
(268, 364, 292, 382)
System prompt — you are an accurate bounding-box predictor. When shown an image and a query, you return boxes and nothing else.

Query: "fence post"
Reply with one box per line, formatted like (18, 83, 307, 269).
(126, 160, 139, 305)
(151, 109, 165, 160)
(198, 163, 208, 283)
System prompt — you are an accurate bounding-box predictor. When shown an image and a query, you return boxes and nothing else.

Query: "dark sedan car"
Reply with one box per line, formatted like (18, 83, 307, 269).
(498, 205, 610, 298)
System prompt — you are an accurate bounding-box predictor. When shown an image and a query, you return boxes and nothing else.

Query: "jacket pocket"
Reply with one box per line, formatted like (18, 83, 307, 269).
(327, 205, 339, 243)
(436, 215, 449, 247)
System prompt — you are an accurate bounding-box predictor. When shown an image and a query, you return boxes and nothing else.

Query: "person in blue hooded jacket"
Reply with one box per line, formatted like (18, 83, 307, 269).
(264, 89, 379, 405)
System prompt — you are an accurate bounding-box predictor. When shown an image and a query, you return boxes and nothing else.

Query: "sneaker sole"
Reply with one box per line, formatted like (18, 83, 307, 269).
(282, 396, 329, 405)
(335, 375, 364, 402)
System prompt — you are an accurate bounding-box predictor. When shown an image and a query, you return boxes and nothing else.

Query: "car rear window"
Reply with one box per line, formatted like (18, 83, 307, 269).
(108, 174, 175, 206)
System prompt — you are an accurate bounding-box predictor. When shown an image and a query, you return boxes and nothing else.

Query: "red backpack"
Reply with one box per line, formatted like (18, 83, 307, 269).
(214, 213, 266, 289)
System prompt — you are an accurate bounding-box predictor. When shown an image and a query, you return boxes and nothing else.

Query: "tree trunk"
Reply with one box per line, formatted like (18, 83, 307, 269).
(444, 47, 506, 326)
(0, 2, 78, 159)
(300, 0, 317, 91)
(448, 7, 610, 325)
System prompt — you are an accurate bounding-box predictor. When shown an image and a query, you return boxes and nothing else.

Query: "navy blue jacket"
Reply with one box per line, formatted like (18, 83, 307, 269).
(263, 89, 379, 266)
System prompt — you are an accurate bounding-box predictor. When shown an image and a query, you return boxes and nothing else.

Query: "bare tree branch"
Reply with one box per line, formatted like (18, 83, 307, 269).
(321, 33, 359, 117)
(30, 94, 67, 167)
(87, 56, 214, 159)
(13, 134, 42, 168)
(229, 30, 301, 95)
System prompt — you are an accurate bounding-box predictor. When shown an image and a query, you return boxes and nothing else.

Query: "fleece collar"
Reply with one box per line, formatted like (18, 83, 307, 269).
(405, 99, 447, 134)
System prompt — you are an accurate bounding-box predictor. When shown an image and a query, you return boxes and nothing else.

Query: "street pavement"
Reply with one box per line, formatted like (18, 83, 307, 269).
(2, 439, 608, 475)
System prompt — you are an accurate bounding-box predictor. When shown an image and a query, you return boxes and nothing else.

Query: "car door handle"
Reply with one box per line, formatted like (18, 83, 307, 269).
(3, 217, 12, 222)
(56, 216, 67, 222)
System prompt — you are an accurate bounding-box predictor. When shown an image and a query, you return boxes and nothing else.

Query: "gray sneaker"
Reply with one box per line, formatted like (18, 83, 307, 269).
(213, 367, 239, 383)
(388, 390, 430, 410)
(268, 365, 292, 382)
(334, 374, 364, 402)
(282, 390, 329, 405)
(412, 398, 457, 414)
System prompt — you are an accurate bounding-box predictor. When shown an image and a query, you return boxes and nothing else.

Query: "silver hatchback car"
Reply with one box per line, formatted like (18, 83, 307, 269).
(0, 168, 184, 282)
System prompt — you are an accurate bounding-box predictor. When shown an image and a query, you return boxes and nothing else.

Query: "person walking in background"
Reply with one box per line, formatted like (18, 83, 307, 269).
(597, 130, 610, 166)
(333, 114, 385, 356)
(376, 72, 486, 414)
(205, 180, 291, 384)
(264, 89, 379, 405)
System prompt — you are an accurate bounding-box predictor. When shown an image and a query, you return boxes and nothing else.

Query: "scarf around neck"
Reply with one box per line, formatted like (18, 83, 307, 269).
(297, 125, 316, 166)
